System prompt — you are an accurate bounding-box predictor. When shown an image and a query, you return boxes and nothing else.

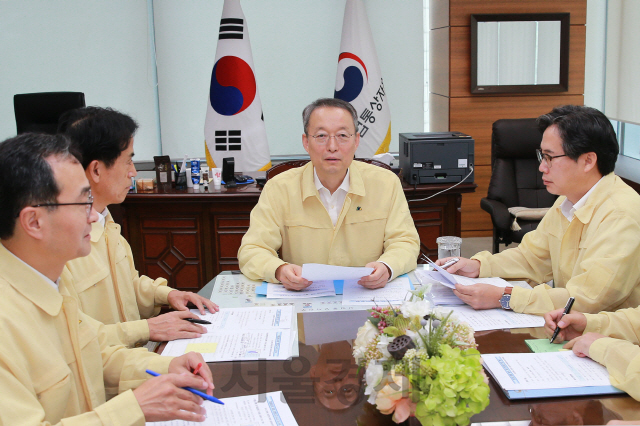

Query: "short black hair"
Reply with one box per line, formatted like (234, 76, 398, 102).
(0, 133, 79, 239)
(302, 98, 358, 135)
(537, 105, 619, 175)
(58, 106, 138, 169)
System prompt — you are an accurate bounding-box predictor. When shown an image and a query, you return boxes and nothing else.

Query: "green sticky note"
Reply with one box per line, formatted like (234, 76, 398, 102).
(525, 339, 566, 353)
(185, 342, 218, 354)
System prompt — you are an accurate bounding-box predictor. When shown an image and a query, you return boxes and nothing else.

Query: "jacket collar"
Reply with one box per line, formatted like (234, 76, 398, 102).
(0, 243, 63, 316)
(573, 172, 616, 224)
(302, 160, 366, 201)
(90, 211, 118, 243)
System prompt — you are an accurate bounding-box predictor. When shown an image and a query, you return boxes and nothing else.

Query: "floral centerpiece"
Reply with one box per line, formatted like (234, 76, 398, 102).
(353, 287, 490, 426)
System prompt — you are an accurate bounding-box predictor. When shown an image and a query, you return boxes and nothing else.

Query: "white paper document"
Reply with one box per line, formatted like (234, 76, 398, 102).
(482, 351, 614, 391)
(266, 280, 336, 298)
(416, 266, 514, 290)
(162, 306, 295, 361)
(146, 391, 299, 426)
(301, 263, 373, 281)
(442, 305, 545, 331)
(342, 275, 412, 306)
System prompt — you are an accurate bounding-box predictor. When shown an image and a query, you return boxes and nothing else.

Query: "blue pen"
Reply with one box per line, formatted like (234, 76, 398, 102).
(145, 369, 224, 405)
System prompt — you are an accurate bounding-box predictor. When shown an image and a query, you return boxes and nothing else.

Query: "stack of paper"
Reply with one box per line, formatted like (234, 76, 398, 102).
(146, 391, 299, 425)
(442, 305, 545, 331)
(482, 351, 624, 399)
(342, 275, 413, 306)
(162, 306, 296, 361)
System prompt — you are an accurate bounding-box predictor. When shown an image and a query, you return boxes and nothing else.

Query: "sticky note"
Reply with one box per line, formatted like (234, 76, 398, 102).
(525, 339, 566, 353)
(185, 343, 218, 354)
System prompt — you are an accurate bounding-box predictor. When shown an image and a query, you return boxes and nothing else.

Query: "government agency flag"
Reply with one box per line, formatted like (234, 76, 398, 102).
(205, 0, 271, 171)
(334, 0, 392, 158)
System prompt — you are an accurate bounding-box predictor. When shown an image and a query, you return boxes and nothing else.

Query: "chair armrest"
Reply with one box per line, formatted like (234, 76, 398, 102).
(480, 198, 512, 231)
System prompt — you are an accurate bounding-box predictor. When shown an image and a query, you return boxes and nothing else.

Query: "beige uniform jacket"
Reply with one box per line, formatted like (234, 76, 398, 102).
(0, 244, 173, 426)
(583, 308, 640, 401)
(238, 161, 420, 282)
(472, 173, 640, 315)
(61, 215, 174, 347)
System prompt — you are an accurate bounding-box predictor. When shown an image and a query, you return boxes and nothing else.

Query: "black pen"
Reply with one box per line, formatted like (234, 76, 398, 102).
(550, 297, 575, 343)
(184, 318, 212, 325)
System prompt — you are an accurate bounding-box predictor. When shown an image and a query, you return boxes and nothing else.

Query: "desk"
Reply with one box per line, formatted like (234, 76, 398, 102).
(115, 176, 476, 293)
(175, 273, 640, 425)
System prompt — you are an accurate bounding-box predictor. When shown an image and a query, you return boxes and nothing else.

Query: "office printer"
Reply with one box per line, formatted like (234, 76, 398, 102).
(399, 132, 474, 185)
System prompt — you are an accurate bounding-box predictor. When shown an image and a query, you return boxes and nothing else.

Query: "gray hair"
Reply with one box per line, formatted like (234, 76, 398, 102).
(302, 98, 358, 135)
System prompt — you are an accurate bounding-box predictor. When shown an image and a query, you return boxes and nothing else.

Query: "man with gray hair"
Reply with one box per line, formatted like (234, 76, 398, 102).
(238, 98, 419, 289)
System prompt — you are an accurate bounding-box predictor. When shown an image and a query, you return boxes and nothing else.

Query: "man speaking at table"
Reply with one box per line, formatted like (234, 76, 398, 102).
(0, 133, 213, 424)
(436, 105, 640, 315)
(238, 98, 419, 290)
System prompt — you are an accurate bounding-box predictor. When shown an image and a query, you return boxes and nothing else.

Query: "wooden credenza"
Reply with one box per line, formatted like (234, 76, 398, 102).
(114, 178, 476, 293)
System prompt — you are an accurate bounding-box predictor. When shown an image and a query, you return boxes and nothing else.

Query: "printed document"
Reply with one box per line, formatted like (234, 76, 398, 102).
(482, 351, 614, 391)
(342, 275, 412, 306)
(301, 263, 373, 281)
(162, 306, 295, 361)
(267, 280, 336, 298)
(146, 391, 298, 426)
(442, 305, 545, 331)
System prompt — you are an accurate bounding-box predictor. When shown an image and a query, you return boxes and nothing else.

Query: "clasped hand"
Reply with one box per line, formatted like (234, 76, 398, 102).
(275, 262, 390, 290)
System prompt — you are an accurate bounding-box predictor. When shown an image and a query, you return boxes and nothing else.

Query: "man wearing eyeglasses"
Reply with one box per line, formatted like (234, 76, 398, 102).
(58, 107, 219, 349)
(0, 133, 214, 424)
(238, 98, 419, 289)
(436, 105, 640, 315)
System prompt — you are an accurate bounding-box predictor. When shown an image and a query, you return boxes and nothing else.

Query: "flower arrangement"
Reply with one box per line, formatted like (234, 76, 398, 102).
(353, 287, 490, 426)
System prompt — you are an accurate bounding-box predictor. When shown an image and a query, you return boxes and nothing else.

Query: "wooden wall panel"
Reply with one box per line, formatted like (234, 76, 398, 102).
(449, 26, 586, 98)
(429, 93, 449, 132)
(461, 164, 491, 232)
(448, 0, 587, 27)
(449, 94, 585, 166)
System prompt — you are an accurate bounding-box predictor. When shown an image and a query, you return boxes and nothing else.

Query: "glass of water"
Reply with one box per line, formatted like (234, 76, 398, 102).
(436, 236, 462, 259)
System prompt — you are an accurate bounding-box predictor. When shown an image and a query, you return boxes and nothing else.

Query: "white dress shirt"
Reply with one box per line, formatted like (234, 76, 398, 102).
(560, 177, 603, 222)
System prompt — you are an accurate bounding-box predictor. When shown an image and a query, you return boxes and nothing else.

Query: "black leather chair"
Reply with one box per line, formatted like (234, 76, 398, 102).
(14, 92, 85, 134)
(481, 118, 558, 253)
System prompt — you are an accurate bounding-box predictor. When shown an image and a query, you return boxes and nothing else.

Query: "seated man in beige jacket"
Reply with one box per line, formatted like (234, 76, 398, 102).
(0, 133, 213, 424)
(58, 107, 218, 348)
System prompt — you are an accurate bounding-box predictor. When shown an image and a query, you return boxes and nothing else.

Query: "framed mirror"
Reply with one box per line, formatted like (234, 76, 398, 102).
(471, 13, 570, 94)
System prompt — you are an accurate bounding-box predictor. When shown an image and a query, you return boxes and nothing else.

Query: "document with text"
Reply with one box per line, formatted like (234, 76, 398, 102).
(442, 305, 545, 331)
(301, 263, 373, 281)
(266, 280, 336, 298)
(146, 391, 299, 426)
(342, 275, 412, 306)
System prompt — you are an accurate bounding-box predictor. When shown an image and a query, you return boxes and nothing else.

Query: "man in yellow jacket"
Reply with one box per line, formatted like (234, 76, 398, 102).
(58, 107, 218, 348)
(238, 98, 420, 290)
(544, 306, 640, 403)
(436, 105, 640, 315)
(0, 133, 214, 424)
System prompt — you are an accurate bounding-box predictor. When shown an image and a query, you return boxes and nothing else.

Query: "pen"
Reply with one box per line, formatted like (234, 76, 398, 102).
(441, 258, 460, 269)
(184, 318, 212, 325)
(549, 296, 575, 343)
(193, 362, 203, 376)
(145, 369, 224, 405)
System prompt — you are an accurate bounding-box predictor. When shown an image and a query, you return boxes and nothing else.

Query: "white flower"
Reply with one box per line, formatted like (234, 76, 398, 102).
(354, 321, 379, 350)
(364, 361, 385, 396)
(352, 346, 367, 364)
(400, 299, 432, 319)
(405, 329, 424, 349)
(377, 334, 393, 361)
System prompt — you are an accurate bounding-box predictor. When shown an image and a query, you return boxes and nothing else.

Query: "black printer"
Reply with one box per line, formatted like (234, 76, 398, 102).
(399, 132, 474, 185)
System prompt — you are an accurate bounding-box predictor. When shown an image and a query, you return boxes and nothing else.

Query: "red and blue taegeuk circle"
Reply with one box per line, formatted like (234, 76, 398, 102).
(334, 52, 368, 103)
(210, 56, 256, 116)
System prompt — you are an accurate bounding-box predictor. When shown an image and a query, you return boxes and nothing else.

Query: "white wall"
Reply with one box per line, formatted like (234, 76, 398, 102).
(0, 0, 160, 160)
(0, 0, 424, 161)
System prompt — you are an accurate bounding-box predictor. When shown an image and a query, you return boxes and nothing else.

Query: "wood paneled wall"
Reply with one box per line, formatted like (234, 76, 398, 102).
(429, 0, 587, 237)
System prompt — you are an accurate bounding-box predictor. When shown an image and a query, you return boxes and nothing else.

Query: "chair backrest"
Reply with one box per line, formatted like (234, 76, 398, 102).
(14, 92, 86, 135)
(265, 158, 392, 181)
(488, 118, 557, 208)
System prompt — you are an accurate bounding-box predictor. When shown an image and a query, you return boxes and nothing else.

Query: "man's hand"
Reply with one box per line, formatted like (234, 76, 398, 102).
(435, 257, 481, 278)
(167, 290, 219, 315)
(275, 263, 311, 290)
(358, 262, 390, 289)
(133, 373, 208, 422)
(453, 283, 502, 310)
(543, 309, 587, 342)
(147, 310, 207, 342)
(169, 352, 214, 395)
(564, 332, 606, 358)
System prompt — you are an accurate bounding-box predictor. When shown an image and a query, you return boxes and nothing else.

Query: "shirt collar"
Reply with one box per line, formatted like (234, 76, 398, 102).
(313, 168, 350, 195)
(560, 176, 603, 221)
(0, 242, 63, 315)
(97, 207, 109, 228)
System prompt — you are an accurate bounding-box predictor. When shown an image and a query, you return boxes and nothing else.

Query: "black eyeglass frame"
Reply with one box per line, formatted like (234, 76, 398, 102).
(536, 148, 567, 167)
(18, 193, 94, 218)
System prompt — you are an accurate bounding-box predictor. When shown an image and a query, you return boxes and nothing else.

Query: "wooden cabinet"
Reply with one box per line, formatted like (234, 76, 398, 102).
(115, 180, 475, 292)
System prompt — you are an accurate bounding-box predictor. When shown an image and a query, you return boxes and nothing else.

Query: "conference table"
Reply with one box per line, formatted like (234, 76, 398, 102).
(165, 271, 640, 425)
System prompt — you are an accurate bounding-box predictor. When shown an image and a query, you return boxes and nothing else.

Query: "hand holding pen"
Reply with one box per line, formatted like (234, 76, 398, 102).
(549, 297, 576, 343)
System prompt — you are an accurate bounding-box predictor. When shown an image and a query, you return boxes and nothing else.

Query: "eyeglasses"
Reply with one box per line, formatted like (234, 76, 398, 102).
(30, 191, 94, 219)
(310, 133, 354, 145)
(536, 149, 567, 168)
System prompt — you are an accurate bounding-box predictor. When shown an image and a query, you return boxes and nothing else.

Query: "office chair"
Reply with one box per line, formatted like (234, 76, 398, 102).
(266, 158, 392, 180)
(14, 92, 85, 134)
(480, 118, 558, 253)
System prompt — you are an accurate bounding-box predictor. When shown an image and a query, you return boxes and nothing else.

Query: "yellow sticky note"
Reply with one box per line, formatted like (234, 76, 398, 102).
(185, 343, 218, 354)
